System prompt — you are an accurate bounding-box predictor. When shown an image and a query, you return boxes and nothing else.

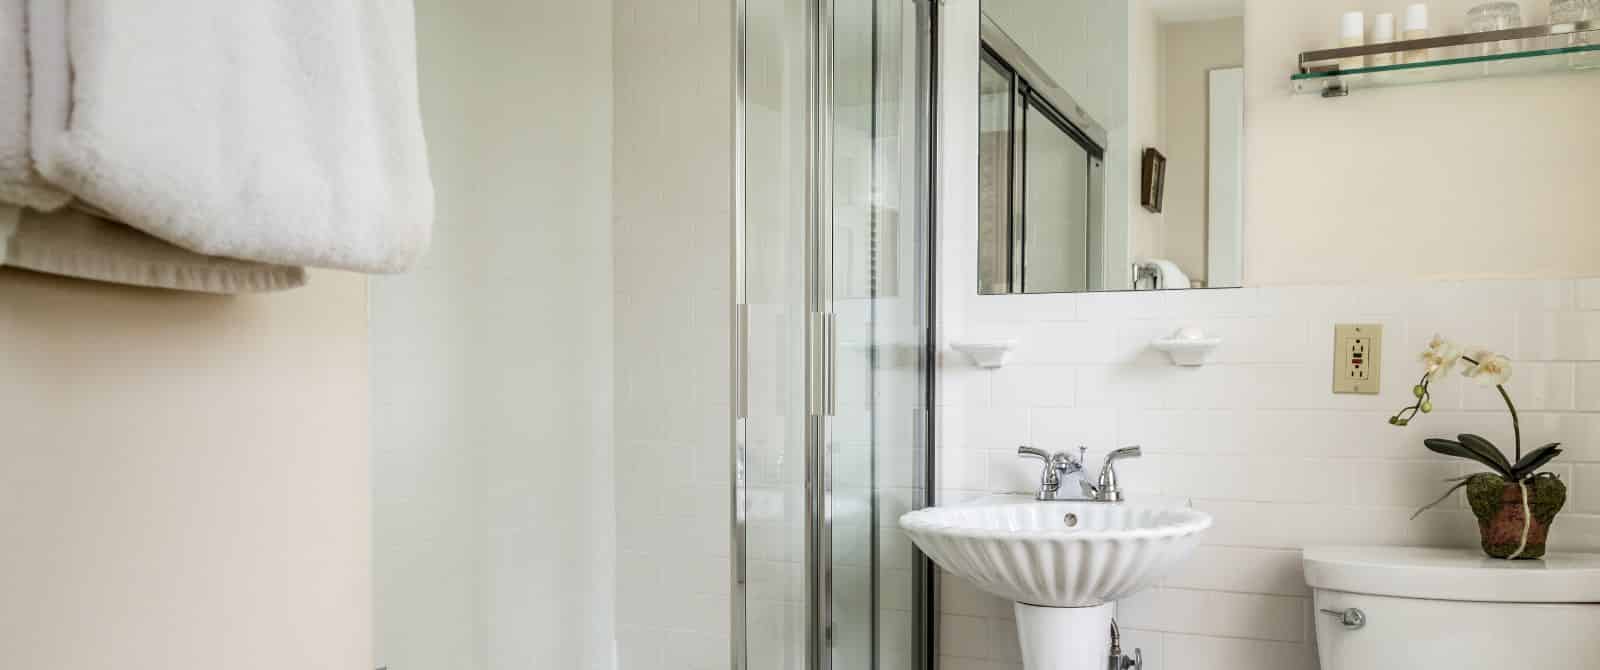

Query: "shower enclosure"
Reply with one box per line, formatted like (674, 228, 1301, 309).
(735, 0, 935, 668)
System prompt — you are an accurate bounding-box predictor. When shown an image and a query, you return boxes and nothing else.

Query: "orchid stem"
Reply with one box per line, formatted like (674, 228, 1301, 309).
(1462, 355, 1521, 462)
(1498, 384, 1521, 462)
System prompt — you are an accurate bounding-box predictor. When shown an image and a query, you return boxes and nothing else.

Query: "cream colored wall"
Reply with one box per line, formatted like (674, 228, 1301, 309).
(1245, 0, 1600, 285)
(1163, 17, 1244, 283)
(1129, 0, 1167, 269)
(0, 269, 370, 670)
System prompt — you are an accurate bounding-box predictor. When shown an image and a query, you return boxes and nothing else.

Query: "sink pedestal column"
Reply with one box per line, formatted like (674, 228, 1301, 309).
(1014, 602, 1114, 670)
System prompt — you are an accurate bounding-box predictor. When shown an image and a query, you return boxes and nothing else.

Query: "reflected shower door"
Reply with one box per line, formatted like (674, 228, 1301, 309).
(737, 0, 929, 669)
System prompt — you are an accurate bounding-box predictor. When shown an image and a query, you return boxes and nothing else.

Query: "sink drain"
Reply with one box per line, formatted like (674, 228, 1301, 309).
(1063, 513, 1078, 528)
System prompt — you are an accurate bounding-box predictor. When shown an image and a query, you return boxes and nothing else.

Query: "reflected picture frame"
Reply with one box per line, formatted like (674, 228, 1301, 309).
(1140, 148, 1167, 213)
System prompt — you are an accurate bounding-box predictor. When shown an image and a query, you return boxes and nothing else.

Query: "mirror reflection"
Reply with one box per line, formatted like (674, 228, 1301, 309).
(976, 0, 1246, 294)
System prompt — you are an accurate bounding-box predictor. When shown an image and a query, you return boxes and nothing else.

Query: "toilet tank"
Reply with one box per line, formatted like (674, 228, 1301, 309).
(1303, 546, 1600, 670)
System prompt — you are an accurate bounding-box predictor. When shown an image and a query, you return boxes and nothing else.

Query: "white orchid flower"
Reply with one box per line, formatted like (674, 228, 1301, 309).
(1461, 351, 1513, 387)
(1419, 335, 1463, 381)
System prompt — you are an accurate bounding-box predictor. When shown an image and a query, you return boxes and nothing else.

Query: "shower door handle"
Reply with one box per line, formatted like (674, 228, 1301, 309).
(824, 313, 837, 417)
(734, 303, 749, 420)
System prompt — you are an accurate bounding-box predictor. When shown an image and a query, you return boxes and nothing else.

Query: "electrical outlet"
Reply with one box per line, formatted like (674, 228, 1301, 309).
(1333, 324, 1382, 394)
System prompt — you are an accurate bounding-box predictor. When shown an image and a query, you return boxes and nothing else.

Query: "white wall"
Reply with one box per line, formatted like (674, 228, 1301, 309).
(0, 269, 371, 670)
(1246, 0, 1600, 285)
(611, 0, 733, 668)
(373, 1, 616, 668)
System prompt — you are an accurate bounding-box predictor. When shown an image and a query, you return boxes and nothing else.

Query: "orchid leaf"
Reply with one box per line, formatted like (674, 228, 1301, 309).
(1510, 443, 1563, 481)
(1457, 434, 1513, 475)
(1424, 438, 1511, 478)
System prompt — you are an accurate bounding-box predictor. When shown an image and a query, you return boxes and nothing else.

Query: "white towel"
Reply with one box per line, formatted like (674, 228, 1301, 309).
(1138, 258, 1193, 290)
(0, 0, 69, 210)
(1, 0, 308, 293)
(1, 205, 307, 293)
(29, 0, 434, 273)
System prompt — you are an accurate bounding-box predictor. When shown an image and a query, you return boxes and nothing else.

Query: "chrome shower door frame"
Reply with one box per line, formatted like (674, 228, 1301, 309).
(733, 1, 937, 669)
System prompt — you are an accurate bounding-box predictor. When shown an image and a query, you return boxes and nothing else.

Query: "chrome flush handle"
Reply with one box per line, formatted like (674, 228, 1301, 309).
(1320, 607, 1367, 630)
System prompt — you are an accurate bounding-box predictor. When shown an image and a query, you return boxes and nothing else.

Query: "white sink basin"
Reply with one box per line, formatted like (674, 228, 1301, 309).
(900, 501, 1211, 607)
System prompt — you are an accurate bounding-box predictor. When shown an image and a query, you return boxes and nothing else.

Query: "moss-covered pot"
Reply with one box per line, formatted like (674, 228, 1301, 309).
(1465, 473, 1566, 559)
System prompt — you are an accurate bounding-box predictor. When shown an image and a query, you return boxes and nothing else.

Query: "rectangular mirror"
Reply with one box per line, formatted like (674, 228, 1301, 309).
(975, 0, 1247, 294)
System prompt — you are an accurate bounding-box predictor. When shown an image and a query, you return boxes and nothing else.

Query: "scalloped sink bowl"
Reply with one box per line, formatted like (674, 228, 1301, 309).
(900, 501, 1212, 607)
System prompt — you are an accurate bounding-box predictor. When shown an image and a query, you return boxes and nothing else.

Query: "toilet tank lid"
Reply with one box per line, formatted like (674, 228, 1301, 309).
(1303, 546, 1600, 603)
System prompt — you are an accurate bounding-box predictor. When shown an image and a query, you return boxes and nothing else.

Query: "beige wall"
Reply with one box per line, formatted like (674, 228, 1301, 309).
(1163, 17, 1244, 283)
(1129, 0, 1166, 267)
(1245, 0, 1600, 285)
(0, 269, 370, 670)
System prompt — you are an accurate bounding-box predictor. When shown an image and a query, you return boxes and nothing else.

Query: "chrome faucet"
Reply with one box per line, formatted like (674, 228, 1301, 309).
(1016, 446, 1084, 501)
(1081, 446, 1142, 503)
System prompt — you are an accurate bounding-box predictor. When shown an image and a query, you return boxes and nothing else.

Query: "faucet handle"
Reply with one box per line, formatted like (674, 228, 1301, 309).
(1105, 445, 1142, 462)
(1017, 445, 1050, 462)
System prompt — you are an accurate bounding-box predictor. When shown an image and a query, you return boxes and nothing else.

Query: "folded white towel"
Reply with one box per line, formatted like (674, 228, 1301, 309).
(29, 0, 434, 273)
(1, 0, 308, 293)
(0, 0, 69, 210)
(1, 205, 307, 293)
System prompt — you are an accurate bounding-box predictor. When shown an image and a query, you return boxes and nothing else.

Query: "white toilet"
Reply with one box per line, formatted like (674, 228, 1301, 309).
(1304, 546, 1600, 669)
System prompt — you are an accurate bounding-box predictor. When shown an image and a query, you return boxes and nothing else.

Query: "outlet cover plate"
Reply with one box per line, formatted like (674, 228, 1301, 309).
(1333, 324, 1382, 395)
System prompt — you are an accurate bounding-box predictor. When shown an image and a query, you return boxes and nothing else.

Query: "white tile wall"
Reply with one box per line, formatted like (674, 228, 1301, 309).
(613, 0, 734, 668)
(934, 278, 1600, 669)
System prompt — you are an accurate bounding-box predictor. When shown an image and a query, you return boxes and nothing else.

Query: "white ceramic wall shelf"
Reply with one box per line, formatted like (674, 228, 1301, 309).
(952, 340, 1016, 369)
(1151, 327, 1221, 367)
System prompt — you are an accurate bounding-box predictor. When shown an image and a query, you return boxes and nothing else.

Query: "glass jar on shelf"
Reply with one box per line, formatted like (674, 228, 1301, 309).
(1466, 2, 1525, 55)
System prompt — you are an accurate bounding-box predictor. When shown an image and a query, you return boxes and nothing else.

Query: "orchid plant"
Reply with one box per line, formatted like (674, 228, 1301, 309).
(1390, 336, 1564, 519)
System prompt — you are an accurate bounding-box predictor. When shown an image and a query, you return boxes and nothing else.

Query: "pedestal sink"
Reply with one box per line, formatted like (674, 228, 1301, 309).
(900, 500, 1211, 670)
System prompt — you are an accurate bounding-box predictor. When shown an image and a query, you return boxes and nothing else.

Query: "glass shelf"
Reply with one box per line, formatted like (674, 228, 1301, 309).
(1293, 43, 1600, 96)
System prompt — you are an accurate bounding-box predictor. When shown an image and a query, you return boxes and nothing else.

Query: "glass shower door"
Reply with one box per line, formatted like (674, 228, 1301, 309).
(737, 1, 929, 669)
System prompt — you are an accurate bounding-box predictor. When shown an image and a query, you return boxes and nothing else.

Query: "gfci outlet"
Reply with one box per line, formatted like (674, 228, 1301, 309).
(1333, 324, 1382, 394)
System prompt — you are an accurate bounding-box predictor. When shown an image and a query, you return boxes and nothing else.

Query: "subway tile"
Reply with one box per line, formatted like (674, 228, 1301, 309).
(1460, 362, 1574, 411)
(1519, 311, 1600, 361)
(1019, 322, 1119, 364)
(1578, 364, 1600, 412)
(1029, 407, 1118, 452)
(1160, 455, 1350, 505)
(991, 366, 1076, 408)
(989, 617, 1022, 663)
(941, 573, 1014, 618)
(1579, 279, 1600, 311)
(1163, 546, 1309, 596)
(959, 407, 1030, 450)
(939, 614, 994, 659)
(1576, 465, 1600, 514)
(987, 450, 1057, 495)
(940, 449, 990, 492)
(1352, 459, 1468, 508)
(1162, 634, 1317, 670)
(938, 657, 1022, 670)
(1130, 588, 1306, 642)
(1078, 288, 1170, 321)
(1206, 317, 1313, 365)
(1118, 628, 1165, 670)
